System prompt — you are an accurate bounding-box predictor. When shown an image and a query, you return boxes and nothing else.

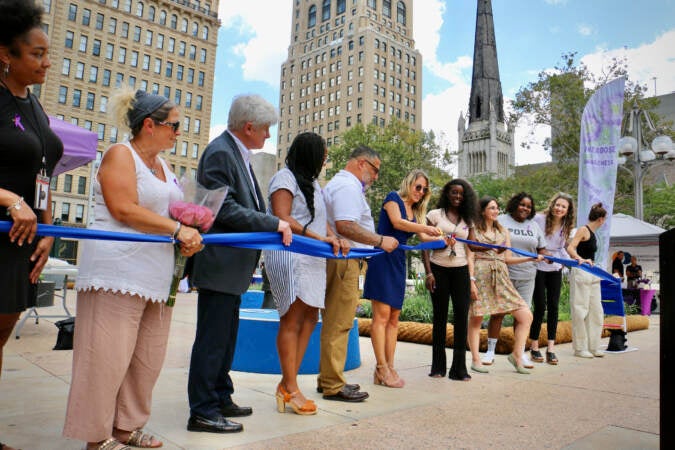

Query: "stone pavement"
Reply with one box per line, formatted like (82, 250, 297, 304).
(0, 290, 660, 449)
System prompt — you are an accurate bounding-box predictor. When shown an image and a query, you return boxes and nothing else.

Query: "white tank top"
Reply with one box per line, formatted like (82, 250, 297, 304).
(76, 142, 183, 303)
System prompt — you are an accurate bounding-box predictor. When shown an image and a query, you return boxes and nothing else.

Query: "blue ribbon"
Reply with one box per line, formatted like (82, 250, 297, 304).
(0, 221, 446, 259)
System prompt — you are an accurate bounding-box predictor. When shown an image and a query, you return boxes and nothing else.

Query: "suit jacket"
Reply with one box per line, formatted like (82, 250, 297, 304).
(191, 130, 279, 295)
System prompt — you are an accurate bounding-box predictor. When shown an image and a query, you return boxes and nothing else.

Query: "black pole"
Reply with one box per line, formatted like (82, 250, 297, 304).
(660, 228, 674, 449)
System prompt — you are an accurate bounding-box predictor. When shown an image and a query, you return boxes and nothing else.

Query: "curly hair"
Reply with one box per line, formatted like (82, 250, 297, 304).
(505, 192, 536, 220)
(542, 192, 575, 239)
(436, 178, 478, 227)
(285, 132, 326, 234)
(0, 0, 44, 51)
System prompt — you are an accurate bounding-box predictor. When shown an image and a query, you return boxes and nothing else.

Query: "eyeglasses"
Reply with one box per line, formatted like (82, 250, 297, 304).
(155, 120, 180, 133)
(414, 184, 429, 194)
(362, 159, 380, 175)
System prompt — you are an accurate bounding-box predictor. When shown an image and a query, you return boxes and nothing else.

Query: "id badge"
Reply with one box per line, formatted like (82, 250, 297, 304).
(34, 174, 50, 210)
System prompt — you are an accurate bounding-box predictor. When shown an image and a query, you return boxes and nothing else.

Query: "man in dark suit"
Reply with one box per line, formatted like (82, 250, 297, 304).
(187, 94, 292, 434)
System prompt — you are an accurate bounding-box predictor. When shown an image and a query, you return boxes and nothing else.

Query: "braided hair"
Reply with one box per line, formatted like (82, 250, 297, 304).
(285, 132, 326, 234)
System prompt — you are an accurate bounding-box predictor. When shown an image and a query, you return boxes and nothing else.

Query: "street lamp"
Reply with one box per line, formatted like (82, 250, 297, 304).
(617, 100, 675, 221)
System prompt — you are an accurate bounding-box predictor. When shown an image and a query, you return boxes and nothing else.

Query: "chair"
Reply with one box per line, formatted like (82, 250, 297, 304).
(15, 273, 73, 339)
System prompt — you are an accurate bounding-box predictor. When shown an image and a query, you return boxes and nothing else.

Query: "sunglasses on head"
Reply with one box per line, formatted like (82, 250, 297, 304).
(414, 184, 429, 194)
(155, 120, 180, 132)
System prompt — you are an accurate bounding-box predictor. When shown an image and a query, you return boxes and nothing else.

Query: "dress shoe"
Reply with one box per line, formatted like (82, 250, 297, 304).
(220, 402, 253, 417)
(323, 386, 369, 402)
(187, 414, 243, 433)
(574, 350, 594, 358)
(316, 383, 360, 394)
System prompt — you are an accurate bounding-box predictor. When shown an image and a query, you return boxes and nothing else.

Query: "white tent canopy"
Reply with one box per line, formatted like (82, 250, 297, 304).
(608, 213, 666, 286)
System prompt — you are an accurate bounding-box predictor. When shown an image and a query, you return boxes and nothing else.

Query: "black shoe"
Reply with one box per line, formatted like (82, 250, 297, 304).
(187, 414, 243, 433)
(448, 371, 472, 381)
(323, 386, 369, 402)
(316, 383, 360, 394)
(220, 402, 253, 417)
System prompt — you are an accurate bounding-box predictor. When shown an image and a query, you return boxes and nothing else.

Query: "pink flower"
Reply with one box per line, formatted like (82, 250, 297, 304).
(169, 201, 216, 232)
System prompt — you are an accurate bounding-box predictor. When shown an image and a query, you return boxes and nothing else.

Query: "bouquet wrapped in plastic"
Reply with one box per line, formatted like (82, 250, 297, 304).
(167, 177, 228, 306)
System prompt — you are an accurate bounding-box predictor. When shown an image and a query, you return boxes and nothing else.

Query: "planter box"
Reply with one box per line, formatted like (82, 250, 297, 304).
(36, 281, 55, 307)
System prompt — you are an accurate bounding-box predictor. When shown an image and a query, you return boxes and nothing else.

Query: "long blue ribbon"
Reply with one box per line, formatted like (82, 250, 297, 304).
(0, 220, 621, 285)
(0, 221, 445, 259)
(454, 236, 620, 286)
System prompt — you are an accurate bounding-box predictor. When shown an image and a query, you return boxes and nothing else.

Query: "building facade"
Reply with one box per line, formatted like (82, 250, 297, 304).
(457, 0, 514, 179)
(37, 0, 219, 261)
(277, 0, 422, 170)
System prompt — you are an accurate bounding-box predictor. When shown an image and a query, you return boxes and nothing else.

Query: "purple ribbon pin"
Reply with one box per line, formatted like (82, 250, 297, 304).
(13, 114, 25, 131)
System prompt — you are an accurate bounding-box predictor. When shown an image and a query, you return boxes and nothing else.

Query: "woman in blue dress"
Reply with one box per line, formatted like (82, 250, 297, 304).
(363, 170, 442, 388)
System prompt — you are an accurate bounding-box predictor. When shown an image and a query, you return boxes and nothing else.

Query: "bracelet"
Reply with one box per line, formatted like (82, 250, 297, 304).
(172, 221, 182, 240)
(425, 273, 434, 279)
(5, 196, 23, 215)
(469, 276, 476, 282)
(377, 235, 384, 247)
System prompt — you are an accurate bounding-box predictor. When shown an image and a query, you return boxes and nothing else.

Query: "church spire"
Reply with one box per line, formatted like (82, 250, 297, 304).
(468, 0, 505, 124)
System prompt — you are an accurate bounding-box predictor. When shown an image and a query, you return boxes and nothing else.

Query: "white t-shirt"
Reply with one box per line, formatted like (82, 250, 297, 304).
(324, 169, 374, 249)
(498, 214, 547, 280)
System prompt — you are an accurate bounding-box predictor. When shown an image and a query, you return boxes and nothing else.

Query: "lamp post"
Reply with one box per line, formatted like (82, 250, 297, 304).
(617, 100, 675, 221)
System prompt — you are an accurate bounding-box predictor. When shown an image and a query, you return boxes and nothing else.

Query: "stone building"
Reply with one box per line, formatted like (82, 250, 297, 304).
(277, 0, 422, 171)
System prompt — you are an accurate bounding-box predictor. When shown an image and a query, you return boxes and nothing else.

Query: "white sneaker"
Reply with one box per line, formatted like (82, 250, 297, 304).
(521, 354, 534, 369)
(481, 351, 495, 365)
(574, 350, 594, 358)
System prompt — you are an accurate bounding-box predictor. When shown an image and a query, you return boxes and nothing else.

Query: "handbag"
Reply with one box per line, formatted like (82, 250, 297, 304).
(53, 317, 75, 350)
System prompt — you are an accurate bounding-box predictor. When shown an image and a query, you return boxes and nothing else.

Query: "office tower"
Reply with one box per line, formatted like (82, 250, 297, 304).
(277, 0, 422, 170)
(458, 0, 514, 178)
(36, 0, 219, 261)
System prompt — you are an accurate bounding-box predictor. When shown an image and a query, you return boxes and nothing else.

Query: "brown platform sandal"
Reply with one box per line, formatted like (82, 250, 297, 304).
(546, 351, 559, 365)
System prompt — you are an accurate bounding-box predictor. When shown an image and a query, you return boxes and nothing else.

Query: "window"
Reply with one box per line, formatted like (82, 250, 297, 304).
(337, 0, 346, 14)
(192, 143, 199, 159)
(178, 41, 186, 56)
(75, 205, 84, 224)
(99, 96, 108, 112)
(196, 95, 203, 110)
(121, 22, 129, 38)
(148, 6, 155, 21)
(75, 62, 84, 79)
(130, 51, 138, 67)
(108, 17, 117, 34)
(159, 10, 166, 25)
(58, 86, 68, 103)
(151, 83, 159, 94)
(142, 54, 150, 70)
(61, 59, 71, 76)
(136, 1, 144, 17)
(198, 71, 204, 87)
(92, 39, 101, 56)
(189, 45, 196, 60)
(63, 32, 72, 49)
(367, 0, 376, 9)
(96, 123, 105, 140)
(194, 119, 201, 134)
(77, 176, 87, 194)
(183, 117, 190, 132)
(79, 35, 88, 52)
(168, 38, 175, 53)
(110, 127, 118, 143)
(201, 26, 209, 40)
(43, 0, 52, 13)
(115, 73, 123, 88)
(82, 9, 91, 26)
(64, 175, 73, 193)
(181, 18, 188, 32)
(118, 47, 126, 63)
(156, 34, 164, 49)
(383, 0, 391, 17)
(123, 0, 131, 13)
(199, 48, 206, 63)
(322, 0, 331, 21)
(165, 61, 173, 77)
(133, 26, 141, 42)
(191, 22, 198, 37)
(397, 1, 406, 25)
(308, 5, 316, 27)
(154, 58, 161, 74)
(187, 68, 194, 83)
(181, 142, 188, 156)
(102, 69, 111, 86)
(170, 14, 177, 29)
(61, 203, 70, 221)
(72, 89, 81, 107)
(176, 64, 183, 80)
(185, 92, 192, 108)
(68, 4, 77, 21)
(174, 89, 181, 104)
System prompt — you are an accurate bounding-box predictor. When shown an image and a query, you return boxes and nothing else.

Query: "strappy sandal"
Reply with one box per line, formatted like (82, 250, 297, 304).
(530, 350, 545, 362)
(546, 351, 559, 365)
(124, 430, 163, 448)
(94, 438, 132, 450)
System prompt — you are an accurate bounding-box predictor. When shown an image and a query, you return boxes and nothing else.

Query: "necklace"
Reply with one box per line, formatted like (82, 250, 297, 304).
(130, 139, 158, 175)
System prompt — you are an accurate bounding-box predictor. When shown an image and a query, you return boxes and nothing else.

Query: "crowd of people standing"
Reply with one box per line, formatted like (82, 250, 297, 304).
(1, 3, 616, 449)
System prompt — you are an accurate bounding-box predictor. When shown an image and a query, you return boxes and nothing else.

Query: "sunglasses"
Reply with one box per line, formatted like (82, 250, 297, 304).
(414, 184, 429, 194)
(362, 159, 380, 175)
(155, 120, 180, 133)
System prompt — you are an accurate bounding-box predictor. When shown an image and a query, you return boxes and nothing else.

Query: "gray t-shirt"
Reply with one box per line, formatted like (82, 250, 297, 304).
(498, 214, 547, 280)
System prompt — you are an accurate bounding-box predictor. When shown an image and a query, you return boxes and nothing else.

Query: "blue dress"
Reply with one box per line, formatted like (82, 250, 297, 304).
(363, 191, 414, 310)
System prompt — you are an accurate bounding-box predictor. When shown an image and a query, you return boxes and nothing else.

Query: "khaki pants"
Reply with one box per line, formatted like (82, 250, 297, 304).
(63, 290, 172, 442)
(569, 268, 603, 353)
(318, 259, 362, 396)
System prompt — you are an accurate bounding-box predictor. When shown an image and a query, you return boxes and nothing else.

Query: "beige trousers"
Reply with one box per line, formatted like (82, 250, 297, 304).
(569, 268, 603, 353)
(63, 290, 172, 442)
(318, 259, 362, 396)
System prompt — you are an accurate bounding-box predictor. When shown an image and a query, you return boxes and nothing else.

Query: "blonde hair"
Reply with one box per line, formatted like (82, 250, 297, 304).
(110, 88, 136, 131)
(398, 169, 431, 224)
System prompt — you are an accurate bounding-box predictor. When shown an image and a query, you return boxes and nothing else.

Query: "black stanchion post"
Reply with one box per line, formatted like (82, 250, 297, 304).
(660, 228, 674, 449)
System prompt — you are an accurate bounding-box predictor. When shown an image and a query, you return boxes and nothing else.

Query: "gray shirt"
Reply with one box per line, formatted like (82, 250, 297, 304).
(498, 214, 547, 280)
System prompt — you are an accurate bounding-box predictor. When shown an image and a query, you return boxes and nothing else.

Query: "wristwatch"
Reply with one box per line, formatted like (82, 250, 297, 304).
(6, 196, 23, 215)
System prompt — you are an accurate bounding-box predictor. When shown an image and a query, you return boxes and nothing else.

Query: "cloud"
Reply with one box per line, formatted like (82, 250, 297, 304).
(577, 24, 594, 36)
(581, 30, 675, 96)
(544, 0, 568, 5)
(218, 2, 291, 86)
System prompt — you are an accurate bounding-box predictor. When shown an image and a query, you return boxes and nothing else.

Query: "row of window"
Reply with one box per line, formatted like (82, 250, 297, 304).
(66, 1, 211, 40)
(306, 1, 406, 28)
(63, 30, 208, 66)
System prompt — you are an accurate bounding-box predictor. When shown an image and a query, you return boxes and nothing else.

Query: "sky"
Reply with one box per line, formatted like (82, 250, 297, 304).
(210, 0, 675, 174)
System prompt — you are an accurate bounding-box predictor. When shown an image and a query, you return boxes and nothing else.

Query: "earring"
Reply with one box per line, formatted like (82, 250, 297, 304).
(2, 64, 8, 77)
